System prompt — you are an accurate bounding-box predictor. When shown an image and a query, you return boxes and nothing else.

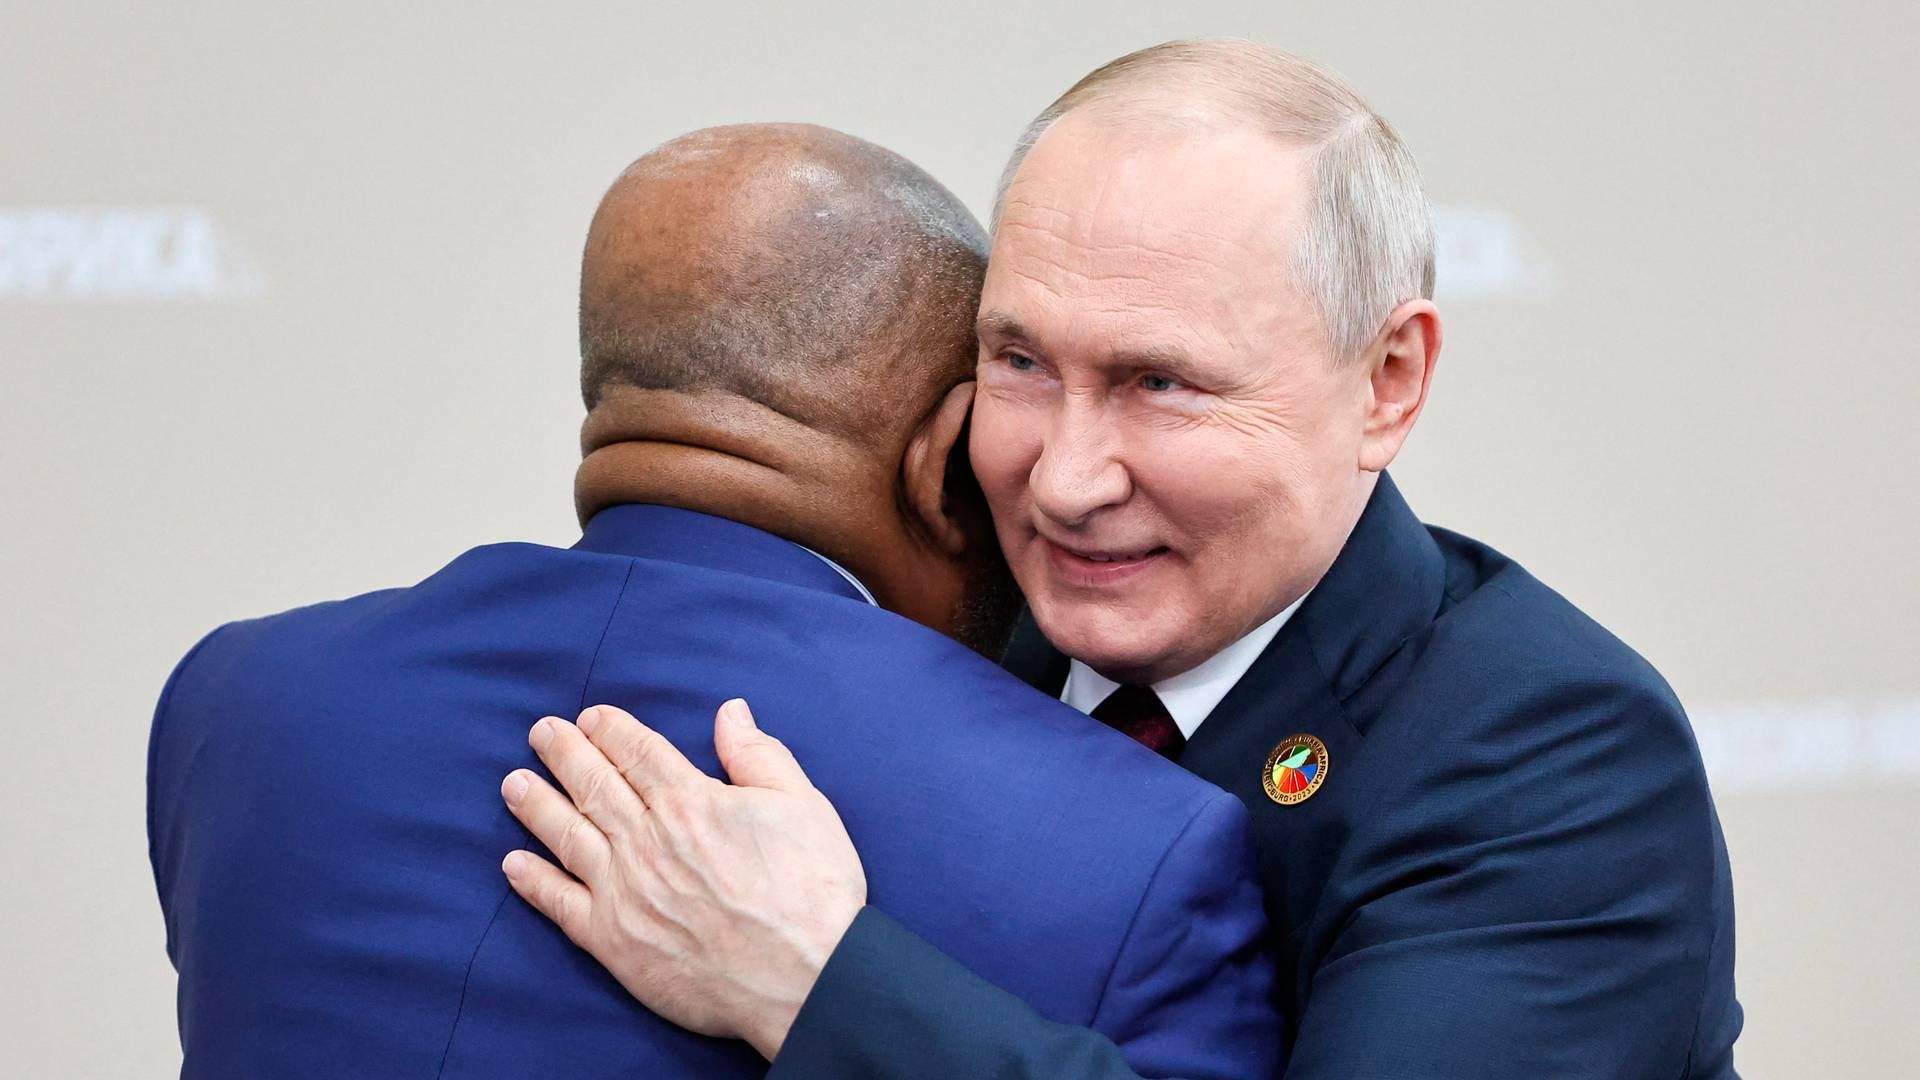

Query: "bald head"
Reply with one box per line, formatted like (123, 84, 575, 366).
(579, 124, 988, 445)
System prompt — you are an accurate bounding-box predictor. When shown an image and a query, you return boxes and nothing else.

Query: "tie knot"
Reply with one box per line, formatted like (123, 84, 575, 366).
(1091, 684, 1184, 760)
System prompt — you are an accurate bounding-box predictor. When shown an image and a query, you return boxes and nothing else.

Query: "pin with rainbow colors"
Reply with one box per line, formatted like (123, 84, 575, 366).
(1263, 734, 1329, 805)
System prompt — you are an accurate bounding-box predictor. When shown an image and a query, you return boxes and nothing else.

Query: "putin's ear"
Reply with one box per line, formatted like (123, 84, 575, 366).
(1359, 299, 1442, 473)
(902, 381, 976, 556)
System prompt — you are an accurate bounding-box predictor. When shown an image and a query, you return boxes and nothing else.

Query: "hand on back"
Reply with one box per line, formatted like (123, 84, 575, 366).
(499, 700, 867, 1060)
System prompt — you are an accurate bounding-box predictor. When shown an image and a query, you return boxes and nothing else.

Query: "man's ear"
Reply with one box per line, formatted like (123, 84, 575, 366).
(902, 381, 976, 556)
(1358, 299, 1442, 473)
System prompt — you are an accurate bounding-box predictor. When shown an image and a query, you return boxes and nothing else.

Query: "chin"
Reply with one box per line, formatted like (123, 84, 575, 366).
(1031, 593, 1181, 682)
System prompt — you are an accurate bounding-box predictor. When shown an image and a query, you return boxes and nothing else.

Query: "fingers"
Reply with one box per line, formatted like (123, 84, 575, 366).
(712, 699, 813, 792)
(501, 849, 593, 945)
(576, 704, 708, 806)
(501, 769, 609, 885)
(531, 715, 646, 833)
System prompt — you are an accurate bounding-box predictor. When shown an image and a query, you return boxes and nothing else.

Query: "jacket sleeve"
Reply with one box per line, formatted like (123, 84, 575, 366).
(769, 791, 1283, 1080)
(1281, 680, 1743, 1080)
(147, 623, 230, 937)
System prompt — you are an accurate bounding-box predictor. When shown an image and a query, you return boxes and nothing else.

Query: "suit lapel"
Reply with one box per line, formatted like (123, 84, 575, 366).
(1289, 474, 1448, 718)
(1180, 475, 1449, 1015)
(1184, 472, 1446, 751)
(1176, 622, 1341, 790)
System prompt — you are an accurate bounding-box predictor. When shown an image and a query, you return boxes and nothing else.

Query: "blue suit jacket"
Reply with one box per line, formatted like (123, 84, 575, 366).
(775, 475, 1744, 1079)
(147, 505, 1279, 1079)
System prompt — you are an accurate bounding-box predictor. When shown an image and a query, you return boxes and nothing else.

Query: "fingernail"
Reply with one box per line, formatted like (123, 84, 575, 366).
(720, 698, 751, 727)
(501, 771, 529, 807)
(502, 850, 525, 878)
(529, 717, 558, 751)
(577, 706, 601, 734)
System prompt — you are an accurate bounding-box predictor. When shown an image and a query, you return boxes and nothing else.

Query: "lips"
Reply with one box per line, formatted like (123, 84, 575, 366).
(1039, 536, 1170, 587)
(1075, 547, 1163, 563)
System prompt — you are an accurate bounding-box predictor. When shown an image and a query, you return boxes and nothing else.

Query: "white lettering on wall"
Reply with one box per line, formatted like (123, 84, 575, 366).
(0, 208, 265, 300)
(1432, 204, 1557, 300)
(1692, 697, 1920, 793)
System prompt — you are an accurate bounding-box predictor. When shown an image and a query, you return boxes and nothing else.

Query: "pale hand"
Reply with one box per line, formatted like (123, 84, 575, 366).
(499, 699, 867, 1060)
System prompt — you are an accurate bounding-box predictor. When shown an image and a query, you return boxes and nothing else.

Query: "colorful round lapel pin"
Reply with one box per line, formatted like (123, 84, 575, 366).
(1263, 734, 1329, 806)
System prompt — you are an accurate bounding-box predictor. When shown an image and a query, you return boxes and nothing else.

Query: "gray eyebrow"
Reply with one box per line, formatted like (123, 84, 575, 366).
(1109, 343, 1197, 373)
(978, 310, 1208, 381)
(975, 310, 1028, 341)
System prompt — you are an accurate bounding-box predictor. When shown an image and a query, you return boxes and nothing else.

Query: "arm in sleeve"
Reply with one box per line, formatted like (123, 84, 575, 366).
(1281, 681, 1742, 1080)
(147, 623, 230, 956)
(770, 792, 1284, 1080)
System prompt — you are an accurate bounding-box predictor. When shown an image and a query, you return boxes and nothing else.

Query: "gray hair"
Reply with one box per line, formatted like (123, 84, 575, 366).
(993, 39, 1435, 364)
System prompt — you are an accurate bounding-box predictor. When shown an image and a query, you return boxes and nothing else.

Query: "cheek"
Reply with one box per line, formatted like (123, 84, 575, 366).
(1132, 422, 1311, 542)
(968, 396, 1043, 514)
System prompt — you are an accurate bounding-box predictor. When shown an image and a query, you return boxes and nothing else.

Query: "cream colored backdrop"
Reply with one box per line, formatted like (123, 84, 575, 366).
(4, 2, 1915, 1076)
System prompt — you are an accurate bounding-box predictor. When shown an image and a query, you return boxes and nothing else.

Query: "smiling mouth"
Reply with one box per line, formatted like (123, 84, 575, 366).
(1071, 547, 1168, 563)
(1041, 538, 1172, 584)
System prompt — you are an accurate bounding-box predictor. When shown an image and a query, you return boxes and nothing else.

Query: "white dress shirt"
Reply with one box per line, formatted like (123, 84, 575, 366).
(1061, 592, 1310, 739)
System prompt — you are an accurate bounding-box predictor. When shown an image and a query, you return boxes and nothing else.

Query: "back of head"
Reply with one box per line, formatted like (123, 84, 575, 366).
(574, 125, 1016, 658)
(996, 39, 1433, 363)
(580, 123, 988, 447)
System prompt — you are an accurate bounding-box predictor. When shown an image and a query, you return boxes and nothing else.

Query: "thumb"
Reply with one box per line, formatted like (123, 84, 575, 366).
(713, 699, 812, 792)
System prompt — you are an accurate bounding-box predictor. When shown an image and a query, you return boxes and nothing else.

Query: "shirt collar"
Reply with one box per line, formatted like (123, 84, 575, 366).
(574, 504, 872, 607)
(799, 545, 877, 606)
(1061, 590, 1310, 739)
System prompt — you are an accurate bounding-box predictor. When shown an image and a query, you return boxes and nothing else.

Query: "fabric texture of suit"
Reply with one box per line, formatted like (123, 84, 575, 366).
(148, 505, 1280, 1079)
(774, 474, 1744, 1079)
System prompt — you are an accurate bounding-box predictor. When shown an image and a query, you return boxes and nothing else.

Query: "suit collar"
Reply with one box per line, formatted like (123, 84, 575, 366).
(1294, 473, 1447, 705)
(1182, 472, 1445, 772)
(575, 504, 871, 605)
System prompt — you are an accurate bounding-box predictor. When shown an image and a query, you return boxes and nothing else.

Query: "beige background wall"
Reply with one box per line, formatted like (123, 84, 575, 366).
(4, 2, 1915, 1075)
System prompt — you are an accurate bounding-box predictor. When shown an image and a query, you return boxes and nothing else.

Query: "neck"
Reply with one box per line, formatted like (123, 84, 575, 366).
(574, 386, 922, 612)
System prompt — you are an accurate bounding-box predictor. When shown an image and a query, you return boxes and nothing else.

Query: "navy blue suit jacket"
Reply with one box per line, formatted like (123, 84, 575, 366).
(148, 505, 1280, 1079)
(775, 475, 1743, 1079)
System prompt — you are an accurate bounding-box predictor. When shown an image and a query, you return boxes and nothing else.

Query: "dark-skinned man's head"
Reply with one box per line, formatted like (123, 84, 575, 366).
(573, 123, 1019, 657)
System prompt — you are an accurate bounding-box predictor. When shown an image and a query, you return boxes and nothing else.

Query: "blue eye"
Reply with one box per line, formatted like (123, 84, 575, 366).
(1006, 353, 1037, 371)
(1141, 374, 1178, 392)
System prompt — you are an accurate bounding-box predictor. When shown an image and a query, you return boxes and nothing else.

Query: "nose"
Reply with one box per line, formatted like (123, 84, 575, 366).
(1028, 397, 1131, 526)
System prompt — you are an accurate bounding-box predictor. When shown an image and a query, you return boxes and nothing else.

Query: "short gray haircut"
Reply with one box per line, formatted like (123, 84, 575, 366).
(994, 39, 1434, 364)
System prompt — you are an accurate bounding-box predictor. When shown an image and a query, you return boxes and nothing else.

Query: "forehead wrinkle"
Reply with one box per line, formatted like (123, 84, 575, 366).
(994, 235, 1230, 299)
(989, 246, 1228, 356)
(991, 243, 1171, 302)
(1017, 251, 1238, 344)
(991, 161, 1295, 372)
(996, 194, 1071, 225)
(996, 261, 1294, 389)
(996, 207, 1261, 294)
(1007, 123, 1305, 274)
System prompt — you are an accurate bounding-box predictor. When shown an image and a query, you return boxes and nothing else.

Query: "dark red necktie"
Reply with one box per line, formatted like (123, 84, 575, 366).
(1091, 684, 1185, 760)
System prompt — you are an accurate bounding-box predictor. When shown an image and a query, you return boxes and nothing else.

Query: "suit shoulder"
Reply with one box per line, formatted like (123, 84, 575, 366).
(156, 542, 634, 722)
(1423, 525, 1682, 716)
(1357, 528, 1721, 865)
(1363, 529, 1724, 901)
(176, 542, 632, 653)
(159, 584, 411, 688)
